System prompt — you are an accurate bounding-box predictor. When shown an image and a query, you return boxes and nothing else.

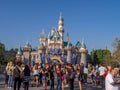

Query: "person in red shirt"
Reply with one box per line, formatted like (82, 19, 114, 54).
(56, 64, 62, 90)
(103, 65, 112, 78)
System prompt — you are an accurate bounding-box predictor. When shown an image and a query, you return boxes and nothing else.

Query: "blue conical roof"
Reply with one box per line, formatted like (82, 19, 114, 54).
(40, 30, 46, 38)
(59, 12, 64, 21)
(50, 28, 62, 41)
(75, 41, 81, 48)
(81, 39, 86, 49)
(17, 46, 22, 55)
(19, 47, 22, 52)
(67, 42, 73, 47)
(33, 47, 38, 51)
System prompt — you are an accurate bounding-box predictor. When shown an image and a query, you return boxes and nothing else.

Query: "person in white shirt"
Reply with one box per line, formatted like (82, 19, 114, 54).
(99, 64, 106, 88)
(84, 66, 88, 83)
(99, 64, 106, 76)
(105, 68, 120, 90)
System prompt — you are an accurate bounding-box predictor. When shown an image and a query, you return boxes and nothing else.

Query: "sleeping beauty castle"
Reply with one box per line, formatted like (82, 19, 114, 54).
(16, 14, 88, 66)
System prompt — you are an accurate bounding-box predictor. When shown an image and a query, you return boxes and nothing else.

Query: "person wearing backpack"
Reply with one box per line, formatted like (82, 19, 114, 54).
(13, 62, 22, 90)
(23, 64, 30, 90)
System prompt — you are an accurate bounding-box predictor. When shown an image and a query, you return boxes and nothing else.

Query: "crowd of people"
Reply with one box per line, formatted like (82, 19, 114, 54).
(4, 60, 120, 90)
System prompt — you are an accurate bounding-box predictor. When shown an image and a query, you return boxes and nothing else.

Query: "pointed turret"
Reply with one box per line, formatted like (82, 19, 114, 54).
(66, 32, 69, 42)
(79, 39, 87, 66)
(58, 12, 64, 40)
(40, 29, 46, 38)
(75, 41, 81, 48)
(38, 42, 44, 54)
(59, 12, 64, 21)
(22, 42, 32, 65)
(81, 39, 86, 49)
(17, 46, 22, 55)
(67, 42, 73, 48)
(39, 29, 47, 46)
(16, 46, 22, 60)
(23, 41, 32, 52)
(67, 41, 72, 63)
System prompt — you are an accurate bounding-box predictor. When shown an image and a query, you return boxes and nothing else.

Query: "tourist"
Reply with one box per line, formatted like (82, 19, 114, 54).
(46, 64, 50, 86)
(41, 65, 48, 90)
(95, 65, 99, 72)
(5, 62, 10, 87)
(64, 64, 68, 86)
(99, 64, 106, 88)
(23, 64, 30, 90)
(13, 62, 22, 90)
(84, 66, 88, 83)
(105, 68, 120, 90)
(49, 65, 55, 90)
(61, 65, 65, 90)
(77, 65, 84, 90)
(81, 63, 84, 73)
(32, 64, 39, 87)
(90, 66, 96, 84)
(103, 65, 112, 78)
(67, 64, 75, 90)
(38, 64, 43, 85)
(7, 61, 14, 89)
(93, 71, 100, 86)
(56, 64, 62, 90)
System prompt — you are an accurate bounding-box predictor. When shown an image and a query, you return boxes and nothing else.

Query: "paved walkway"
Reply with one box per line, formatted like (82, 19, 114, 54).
(0, 83, 104, 90)
(0, 73, 105, 90)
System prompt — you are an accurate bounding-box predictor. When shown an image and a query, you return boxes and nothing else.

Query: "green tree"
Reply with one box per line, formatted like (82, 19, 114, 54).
(6, 48, 17, 62)
(0, 42, 5, 65)
(112, 37, 120, 66)
(8, 56, 16, 62)
(90, 49, 111, 65)
(103, 51, 112, 66)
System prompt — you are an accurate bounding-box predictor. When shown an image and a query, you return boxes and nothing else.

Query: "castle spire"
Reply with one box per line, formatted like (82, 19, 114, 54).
(39, 29, 47, 46)
(66, 32, 69, 42)
(81, 38, 86, 49)
(17, 45, 22, 55)
(59, 12, 63, 21)
(40, 29, 46, 38)
(58, 12, 64, 40)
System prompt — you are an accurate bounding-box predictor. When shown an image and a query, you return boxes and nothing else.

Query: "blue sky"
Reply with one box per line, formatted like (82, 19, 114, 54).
(0, 0, 120, 52)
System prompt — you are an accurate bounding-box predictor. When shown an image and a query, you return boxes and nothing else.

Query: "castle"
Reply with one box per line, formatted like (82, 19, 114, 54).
(16, 14, 88, 66)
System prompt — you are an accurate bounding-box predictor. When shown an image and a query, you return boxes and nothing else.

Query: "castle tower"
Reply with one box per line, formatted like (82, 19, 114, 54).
(38, 42, 44, 54)
(16, 46, 22, 60)
(58, 13, 64, 40)
(75, 41, 81, 64)
(79, 39, 87, 66)
(22, 42, 32, 65)
(67, 42, 72, 63)
(48, 32, 51, 48)
(38, 42, 44, 63)
(66, 32, 69, 42)
(39, 30, 47, 46)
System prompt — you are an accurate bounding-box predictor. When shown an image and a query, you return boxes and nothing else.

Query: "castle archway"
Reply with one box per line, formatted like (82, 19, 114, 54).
(50, 55, 63, 63)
